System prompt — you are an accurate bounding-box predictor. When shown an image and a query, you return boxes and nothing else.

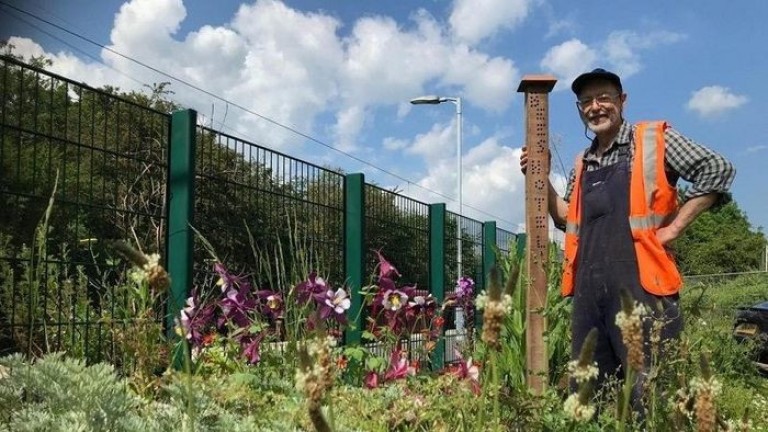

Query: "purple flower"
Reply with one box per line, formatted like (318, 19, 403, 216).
(240, 332, 264, 364)
(381, 289, 408, 311)
(218, 285, 257, 329)
(256, 289, 284, 320)
(295, 272, 328, 304)
(214, 262, 250, 293)
(408, 293, 435, 310)
(177, 294, 214, 347)
(455, 276, 475, 299)
(373, 250, 401, 280)
(383, 349, 415, 381)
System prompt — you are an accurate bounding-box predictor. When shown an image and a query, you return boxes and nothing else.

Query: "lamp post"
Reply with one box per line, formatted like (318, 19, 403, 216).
(410, 95, 464, 329)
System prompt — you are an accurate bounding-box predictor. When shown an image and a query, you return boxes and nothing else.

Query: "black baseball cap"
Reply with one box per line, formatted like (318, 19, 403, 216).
(571, 68, 622, 95)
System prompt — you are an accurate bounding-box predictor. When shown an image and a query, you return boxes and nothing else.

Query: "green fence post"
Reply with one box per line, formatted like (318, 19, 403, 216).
(344, 173, 365, 345)
(166, 109, 196, 345)
(482, 221, 497, 287)
(515, 233, 527, 259)
(480, 221, 497, 329)
(429, 203, 446, 369)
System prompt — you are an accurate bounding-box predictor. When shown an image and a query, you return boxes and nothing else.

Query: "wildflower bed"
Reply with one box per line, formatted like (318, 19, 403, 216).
(1, 244, 766, 432)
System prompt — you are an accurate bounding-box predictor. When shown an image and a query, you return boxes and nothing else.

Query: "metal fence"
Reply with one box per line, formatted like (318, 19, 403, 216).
(0, 55, 170, 365)
(0, 56, 521, 368)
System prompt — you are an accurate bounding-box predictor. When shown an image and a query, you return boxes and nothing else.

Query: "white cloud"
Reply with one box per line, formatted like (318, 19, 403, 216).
(745, 145, 767, 154)
(382, 137, 409, 151)
(545, 19, 576, 39)
(602, 30, 685, 78)
(7, 37, 118, 89)
(336, 10, 517, 146)
(540, 39, 597, 90)
(406, 121, 456, 162)
(540, 30, 685, 92)
(686, 86, 748, 117)
(449, 0, 534, 45)
(9, 0, 519, 154)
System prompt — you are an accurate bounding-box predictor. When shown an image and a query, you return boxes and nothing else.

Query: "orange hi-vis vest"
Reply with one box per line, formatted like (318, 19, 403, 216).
(561, 121, 682, 297)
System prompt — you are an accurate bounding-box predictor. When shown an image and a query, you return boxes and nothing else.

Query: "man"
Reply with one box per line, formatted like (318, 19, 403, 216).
(520, 68, 735, 403)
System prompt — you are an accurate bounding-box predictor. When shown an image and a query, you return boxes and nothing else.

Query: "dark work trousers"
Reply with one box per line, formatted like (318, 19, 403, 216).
(570, 147, 683, 417)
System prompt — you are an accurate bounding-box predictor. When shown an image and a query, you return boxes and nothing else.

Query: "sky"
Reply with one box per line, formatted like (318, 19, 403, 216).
(1, 0, 767, 239)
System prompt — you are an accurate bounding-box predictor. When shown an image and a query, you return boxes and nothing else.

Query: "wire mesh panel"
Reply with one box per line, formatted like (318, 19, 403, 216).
(194, 126, 345, 300)
(443, 212, 484, 362)
(496, 227, 518, 263)
(0, 56, 170, 364)
(363, 185, 430, 289)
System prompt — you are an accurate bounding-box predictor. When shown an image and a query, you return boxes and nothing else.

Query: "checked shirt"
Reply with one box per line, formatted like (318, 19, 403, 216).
(563, 120, 735, 204)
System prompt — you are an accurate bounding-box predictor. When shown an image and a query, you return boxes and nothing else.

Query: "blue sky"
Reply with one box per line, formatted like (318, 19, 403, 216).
(2, 0, 766, 238)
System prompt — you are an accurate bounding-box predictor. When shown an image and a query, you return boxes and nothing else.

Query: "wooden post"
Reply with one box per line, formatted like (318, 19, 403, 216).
(517, 75, 556, 394)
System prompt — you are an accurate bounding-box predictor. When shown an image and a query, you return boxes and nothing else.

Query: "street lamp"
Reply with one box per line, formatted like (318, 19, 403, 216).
(410, 95, 464, 330)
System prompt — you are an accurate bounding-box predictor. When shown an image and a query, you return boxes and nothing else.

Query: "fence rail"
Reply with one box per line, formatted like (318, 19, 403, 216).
(0, 56, 519, 368)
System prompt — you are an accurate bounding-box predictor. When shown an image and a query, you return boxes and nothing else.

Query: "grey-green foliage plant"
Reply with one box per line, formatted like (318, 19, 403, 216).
(0, 353, 150, 431)
(0, 353, 298, 432)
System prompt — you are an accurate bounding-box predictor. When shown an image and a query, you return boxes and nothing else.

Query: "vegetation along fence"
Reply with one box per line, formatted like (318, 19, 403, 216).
(0, 55, 520, 369)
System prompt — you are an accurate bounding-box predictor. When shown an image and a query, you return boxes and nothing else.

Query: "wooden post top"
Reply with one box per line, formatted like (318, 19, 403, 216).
(516, 74, 557, 93)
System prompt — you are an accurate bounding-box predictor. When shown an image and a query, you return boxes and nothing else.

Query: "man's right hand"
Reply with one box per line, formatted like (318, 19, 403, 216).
(519, 146, 552, 175)
(519, 146, 529, 174)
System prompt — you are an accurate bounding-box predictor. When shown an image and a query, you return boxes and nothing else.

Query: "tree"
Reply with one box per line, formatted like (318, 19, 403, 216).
(674, 195, 766, 275)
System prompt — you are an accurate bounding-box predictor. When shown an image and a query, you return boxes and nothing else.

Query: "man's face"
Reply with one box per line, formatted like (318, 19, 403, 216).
(576, 79, 625, 136)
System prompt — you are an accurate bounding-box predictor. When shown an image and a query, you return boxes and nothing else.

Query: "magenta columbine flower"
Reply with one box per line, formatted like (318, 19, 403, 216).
(455, 276, 475, 299)
(382, 289, 408, 311)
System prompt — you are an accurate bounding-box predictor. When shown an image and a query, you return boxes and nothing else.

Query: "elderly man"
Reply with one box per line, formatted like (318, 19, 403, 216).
(520, 68, 735, 407)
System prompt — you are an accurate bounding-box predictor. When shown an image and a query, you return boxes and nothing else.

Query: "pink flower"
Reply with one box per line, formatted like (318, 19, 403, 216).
(364, 371, 379, 389)
(383, 350, 415, 381)
(449, 350, 481, 394)
(373, 250, 401, 280)
(240, 332, 264, 364)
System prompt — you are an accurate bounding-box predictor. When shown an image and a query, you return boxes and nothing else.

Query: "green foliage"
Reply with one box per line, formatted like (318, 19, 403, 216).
(484, 237, 571, 391)
(675, 198, 766, 275)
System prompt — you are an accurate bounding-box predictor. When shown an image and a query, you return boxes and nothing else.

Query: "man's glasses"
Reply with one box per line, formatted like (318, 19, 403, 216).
(576, 93, 620, 111)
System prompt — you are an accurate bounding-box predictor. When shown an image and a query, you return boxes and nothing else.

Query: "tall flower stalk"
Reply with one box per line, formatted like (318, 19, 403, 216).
(475, 267, 513, 426)
(564, 328, 599, 424)
(296, 335, 336, 432)
(692, 353, 720, 432)
(615, 289, 649, 430)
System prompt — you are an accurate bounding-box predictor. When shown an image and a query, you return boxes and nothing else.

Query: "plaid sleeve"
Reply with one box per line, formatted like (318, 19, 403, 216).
(663, 127, 736, 202)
